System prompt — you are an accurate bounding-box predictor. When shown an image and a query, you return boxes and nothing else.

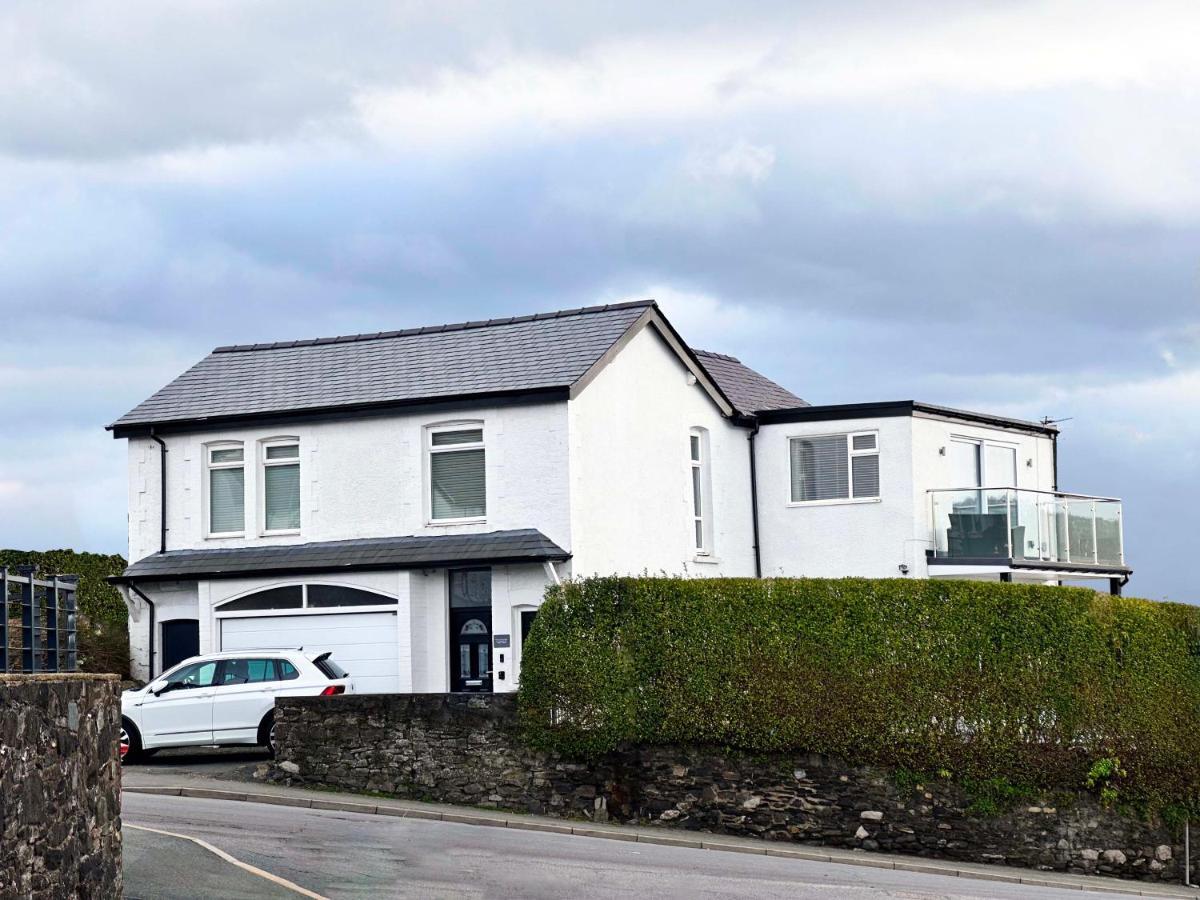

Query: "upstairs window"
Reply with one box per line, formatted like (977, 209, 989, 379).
(207, 444, 245, 535)
(429, 425, 486, 521)
(262, 440, 300, 532)
(789, 431, 880, 503)
(689, 428, 712, 554)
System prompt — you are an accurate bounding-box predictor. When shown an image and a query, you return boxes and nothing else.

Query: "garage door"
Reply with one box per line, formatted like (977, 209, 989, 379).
(220, 612, 400, 694)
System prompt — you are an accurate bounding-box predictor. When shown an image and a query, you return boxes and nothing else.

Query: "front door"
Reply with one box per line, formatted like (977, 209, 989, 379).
(450, 607, 492, 693)
(161, 619, 200, 673)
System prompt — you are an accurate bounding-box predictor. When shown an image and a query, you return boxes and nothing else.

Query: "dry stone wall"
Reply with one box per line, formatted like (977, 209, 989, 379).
(0, 674, 123, 899)
(273, 693, 1186, 884)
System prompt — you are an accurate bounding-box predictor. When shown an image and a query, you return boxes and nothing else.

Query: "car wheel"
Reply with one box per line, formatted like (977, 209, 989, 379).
(258, 711, 277, 758)
(121, 719, 144, 763)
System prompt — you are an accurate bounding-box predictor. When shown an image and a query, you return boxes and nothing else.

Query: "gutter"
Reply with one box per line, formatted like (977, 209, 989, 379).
(150, 430, 167, 554)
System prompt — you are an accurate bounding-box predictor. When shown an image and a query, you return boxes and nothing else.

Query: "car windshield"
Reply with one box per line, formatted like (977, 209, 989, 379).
(314, 656, 348, 679)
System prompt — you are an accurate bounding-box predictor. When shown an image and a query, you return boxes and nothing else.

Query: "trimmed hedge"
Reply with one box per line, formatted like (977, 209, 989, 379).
(1, 548, 130, 675)
(518, 577, 1200, 811)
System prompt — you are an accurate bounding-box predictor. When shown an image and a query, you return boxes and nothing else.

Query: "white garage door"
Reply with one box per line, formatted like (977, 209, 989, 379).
(220, 612, 400, 694)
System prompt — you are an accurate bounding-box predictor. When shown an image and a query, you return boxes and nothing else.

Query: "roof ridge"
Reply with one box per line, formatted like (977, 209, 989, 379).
(694, 348, 740, 362)
(212, 299, 657, 354)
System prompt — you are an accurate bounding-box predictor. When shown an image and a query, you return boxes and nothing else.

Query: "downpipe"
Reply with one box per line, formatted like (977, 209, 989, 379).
(747, 419, 762, 578)
(150, 430, 168, 554)
(127, 581, 157, 680)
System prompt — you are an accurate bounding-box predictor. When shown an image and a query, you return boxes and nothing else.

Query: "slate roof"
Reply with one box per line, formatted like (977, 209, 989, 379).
(694, 350, 808, 413)
(109, 301, 655, 434)
(110, 299, 812, 433)
(111, 530, 569, 582)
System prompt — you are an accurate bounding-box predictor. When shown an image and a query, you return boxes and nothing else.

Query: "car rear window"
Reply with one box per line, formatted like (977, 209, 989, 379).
(277, 659, 300, 680)
(314, 656, 348, 679)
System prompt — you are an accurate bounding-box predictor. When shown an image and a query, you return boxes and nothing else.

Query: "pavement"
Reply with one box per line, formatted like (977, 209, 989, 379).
(122, 749, 1200, 900)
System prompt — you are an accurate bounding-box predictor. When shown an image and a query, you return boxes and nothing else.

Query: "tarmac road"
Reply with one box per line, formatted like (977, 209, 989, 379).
(122, 791, 1144, 900)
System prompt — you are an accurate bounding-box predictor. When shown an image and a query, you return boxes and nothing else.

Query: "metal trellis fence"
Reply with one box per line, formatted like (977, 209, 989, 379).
(1, 566, 78, 673)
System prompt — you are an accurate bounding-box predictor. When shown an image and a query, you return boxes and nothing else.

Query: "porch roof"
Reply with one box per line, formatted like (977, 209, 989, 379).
(109, 529, 569, 582)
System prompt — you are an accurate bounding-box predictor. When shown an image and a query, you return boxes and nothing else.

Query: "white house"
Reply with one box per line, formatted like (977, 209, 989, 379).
(108, 301, 1129, 690)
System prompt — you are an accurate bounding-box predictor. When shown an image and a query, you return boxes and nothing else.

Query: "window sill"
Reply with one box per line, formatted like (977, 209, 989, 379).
(692, 556, 721, 565)
(261, 529, 301, 537)
(426, 517, 487, 527)
(786, 497, 882, 509)
(205, 532, 245, 540)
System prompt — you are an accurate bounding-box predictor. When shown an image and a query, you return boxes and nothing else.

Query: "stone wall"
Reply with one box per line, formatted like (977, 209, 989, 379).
(273, 693, 1187, 884)
(0, 675, 123, 899)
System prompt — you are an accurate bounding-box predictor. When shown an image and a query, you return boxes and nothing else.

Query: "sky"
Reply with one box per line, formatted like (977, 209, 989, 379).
(0, 1, 1196, 600)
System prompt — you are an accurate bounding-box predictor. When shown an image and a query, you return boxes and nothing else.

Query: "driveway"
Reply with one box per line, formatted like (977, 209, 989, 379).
(122, 791, 1169, 900)
(126, 745, 271, 781)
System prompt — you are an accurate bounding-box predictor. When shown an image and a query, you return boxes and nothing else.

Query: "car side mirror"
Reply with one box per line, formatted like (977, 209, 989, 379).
(152, 681, 177, 697)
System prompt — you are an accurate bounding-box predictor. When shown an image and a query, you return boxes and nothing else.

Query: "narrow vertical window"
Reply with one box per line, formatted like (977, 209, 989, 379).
(429, 425, 486, 521)
(263, 441, 300, 532)
(208, 445, 245, 535)
(690, 429, 711, 555)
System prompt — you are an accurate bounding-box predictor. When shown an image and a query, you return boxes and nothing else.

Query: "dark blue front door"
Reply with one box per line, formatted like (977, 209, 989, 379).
(161, 619, 199, 675)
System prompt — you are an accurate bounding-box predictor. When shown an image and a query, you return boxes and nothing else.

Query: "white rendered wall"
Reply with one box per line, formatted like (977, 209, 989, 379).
(756, 413, 1056, 579)
(125, 400, 571, 564)
(489, 563, 554, 692)
(126, 580, 199, 682)
(909, 414, 1056, 576)
(567, 325, 755, 578)
(756, 416, 917, 579)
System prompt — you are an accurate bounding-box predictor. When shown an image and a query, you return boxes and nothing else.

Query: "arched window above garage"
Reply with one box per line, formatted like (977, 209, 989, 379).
(216, 584, 398, 612)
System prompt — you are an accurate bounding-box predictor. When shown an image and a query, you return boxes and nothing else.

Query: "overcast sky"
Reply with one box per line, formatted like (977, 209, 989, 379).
(0, 1, 1196, 600)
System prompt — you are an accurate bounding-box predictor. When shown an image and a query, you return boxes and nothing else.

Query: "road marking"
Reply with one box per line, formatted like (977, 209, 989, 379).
(125, 823, 328, 899)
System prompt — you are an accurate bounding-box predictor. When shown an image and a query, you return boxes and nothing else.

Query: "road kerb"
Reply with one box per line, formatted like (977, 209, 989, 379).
(702, 840, 766, 855)
(402, 808, 444, 821)
(572, 826, 638, 842)
(765, 847, 833, 863)
(180, 788, 248, 802)
(126, 785, 181, 796)
(310, 799, 377, 814)
(893, 861, 960, 877)
(254, 794, 313, 809)
(637, 833, 704, 850)
(507, 819, 574, 835)
(442, 811, 508, 827)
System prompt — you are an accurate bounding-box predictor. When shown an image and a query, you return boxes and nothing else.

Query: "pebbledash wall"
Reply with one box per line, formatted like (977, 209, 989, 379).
(0, 675, 123, 899)
(273, 694, 1187, 884)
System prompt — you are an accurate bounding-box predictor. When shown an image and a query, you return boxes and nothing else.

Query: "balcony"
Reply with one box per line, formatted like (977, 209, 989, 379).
(928, 487, 1126, 575)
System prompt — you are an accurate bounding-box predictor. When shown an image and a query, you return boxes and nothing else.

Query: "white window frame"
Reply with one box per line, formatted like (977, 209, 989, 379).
(948, 435, 1019, 488)
(786, 430, 881, 507)
(259, 437, 301, 536)
(212, 582, 399, 621)
(204, 441, 246, 538)
(425, 421, 487, 525)
(689, 428, 714, 557)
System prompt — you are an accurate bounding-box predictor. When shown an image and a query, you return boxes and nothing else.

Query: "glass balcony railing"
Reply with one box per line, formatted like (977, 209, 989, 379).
(929, 488, 1124, 568)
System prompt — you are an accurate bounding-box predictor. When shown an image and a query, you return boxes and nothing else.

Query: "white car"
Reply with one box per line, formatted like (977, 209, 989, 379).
(121, 648, 354, 761)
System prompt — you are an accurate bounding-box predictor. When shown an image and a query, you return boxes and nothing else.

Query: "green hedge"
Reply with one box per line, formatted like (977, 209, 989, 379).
(1, 549, 130, 676)
(518, 577, 1200, 811)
